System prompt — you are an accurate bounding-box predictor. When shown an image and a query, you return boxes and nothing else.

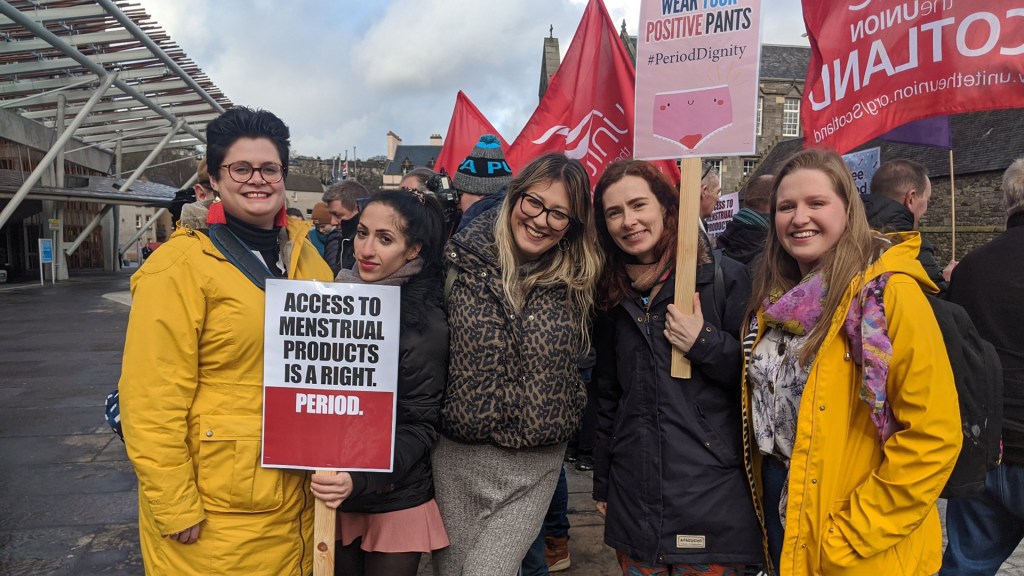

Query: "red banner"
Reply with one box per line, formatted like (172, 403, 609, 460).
(802, 1, 1024, 153)
(507, 0, 680, 185)
(434, 91, 509, 176)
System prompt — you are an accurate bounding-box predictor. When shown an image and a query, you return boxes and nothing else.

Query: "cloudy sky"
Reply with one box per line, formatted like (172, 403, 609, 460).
(143, 0, 808, 160)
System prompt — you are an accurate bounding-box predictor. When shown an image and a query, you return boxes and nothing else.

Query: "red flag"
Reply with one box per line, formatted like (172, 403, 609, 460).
(801, 1, 1024, 153)
(434, 91, 509, 176)
(506, 0, 679, 186)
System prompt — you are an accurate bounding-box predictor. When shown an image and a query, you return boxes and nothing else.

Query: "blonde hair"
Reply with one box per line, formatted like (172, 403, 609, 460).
(493, 154, 603, 352)
(751, 148, 885, 365)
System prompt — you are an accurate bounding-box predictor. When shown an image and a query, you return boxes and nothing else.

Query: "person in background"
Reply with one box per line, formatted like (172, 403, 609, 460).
(432, 153, 602, 576)
(312, 188, 451, 576)
(169, 158, 215, 228)
(743, 148, 961, 575)
(940, 157, 1024, 576)
(323, 180, 371, 271)
(401, 167, 436, 192)
(286, 207, 304, 221)
(591, 159, 761, 576)
(454, 134, 513, 233)
(700, 162, 722, 222)
(863, 159, 950, 290)
(119, 106, 334, 575)
(718, 174, 773, 270)
(309, 202, 342, 275)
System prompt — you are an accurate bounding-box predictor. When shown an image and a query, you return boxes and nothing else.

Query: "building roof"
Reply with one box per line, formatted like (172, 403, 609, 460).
(0, 0, 232, 156)
(0, 169, 177, 206)
(383, 144, 442, 177)
(759, 45, 812, 81)
(284, 173, 324, 193)
(753, 108, 1024, 179)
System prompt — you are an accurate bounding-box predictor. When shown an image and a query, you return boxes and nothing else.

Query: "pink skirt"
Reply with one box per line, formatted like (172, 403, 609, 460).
(337, 498, 450, 553)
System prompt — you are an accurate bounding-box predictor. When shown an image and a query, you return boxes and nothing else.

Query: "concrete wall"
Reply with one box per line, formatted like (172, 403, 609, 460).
(0, 108, 111, 173)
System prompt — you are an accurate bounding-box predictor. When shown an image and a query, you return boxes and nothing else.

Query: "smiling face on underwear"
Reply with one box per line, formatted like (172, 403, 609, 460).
(653, 85, 734, 150)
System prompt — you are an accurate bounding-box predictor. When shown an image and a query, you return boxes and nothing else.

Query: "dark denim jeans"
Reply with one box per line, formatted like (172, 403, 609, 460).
(941, 463, 1024, 575)
(761, 456, 786, 572)
(521, 466, 569, 576)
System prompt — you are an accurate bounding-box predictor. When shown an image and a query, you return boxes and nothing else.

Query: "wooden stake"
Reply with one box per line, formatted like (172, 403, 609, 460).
(949, 149, 956, 258)
(313, 470, 337, 576)
(671, 157, 702, 379)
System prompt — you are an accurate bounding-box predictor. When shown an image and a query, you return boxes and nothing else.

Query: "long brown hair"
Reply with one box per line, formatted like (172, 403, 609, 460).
(750, 148, 884, 365)
(593, 160, 679, 310)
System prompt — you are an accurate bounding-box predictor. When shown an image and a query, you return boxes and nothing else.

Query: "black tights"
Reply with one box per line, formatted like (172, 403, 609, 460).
(334, 539, 421, 576)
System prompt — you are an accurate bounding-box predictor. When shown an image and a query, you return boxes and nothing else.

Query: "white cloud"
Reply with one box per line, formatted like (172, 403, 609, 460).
(141, 0, 807, 160)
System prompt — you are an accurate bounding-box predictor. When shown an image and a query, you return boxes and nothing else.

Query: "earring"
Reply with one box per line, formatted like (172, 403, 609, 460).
(558, 238, 570, 252)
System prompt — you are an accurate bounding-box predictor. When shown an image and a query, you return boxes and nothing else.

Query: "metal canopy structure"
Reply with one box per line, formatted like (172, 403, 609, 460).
(0, 0, 231, 156)
(0, 0, 235, 278)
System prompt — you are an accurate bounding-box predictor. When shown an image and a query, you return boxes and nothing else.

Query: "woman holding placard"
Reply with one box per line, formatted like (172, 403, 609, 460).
(311, 188, 450, 576)
(118, 107, 334, 576)
(431, 153, 603, 576)
(590, 159, 762, 575)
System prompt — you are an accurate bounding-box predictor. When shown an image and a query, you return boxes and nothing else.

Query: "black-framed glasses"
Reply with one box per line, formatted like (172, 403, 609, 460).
(220, 161, 285, 184)
(518, 193, 575, 232)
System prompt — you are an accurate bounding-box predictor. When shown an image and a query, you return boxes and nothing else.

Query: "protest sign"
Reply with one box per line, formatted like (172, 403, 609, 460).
(634, 0, 764, 159)
(842, 147, 881, 195)
(262, 279, 400, 472)
(706, 192, 740, 239)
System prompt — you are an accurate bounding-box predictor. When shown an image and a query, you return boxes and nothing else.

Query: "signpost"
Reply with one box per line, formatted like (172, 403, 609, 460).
(634, 0, 763, 377)
(38, 238, 54, 286)
(262, 279, 401, 576)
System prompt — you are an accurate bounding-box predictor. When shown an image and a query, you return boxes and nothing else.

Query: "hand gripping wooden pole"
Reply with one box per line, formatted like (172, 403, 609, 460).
(671, 157, 703, 379)
(313, 470, 337, 576)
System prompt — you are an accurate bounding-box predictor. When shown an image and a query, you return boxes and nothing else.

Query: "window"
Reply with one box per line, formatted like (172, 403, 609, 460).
(709, 159, 722, 175)
(743, 159, 757, 176)
(135, 214, 143, 230)
(756, 96, 763, 136)
(783, 98, 800, 137)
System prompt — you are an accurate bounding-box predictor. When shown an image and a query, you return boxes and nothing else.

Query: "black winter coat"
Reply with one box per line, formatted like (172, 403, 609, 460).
(341, 273, 449, 513)
(862, 193, 946, 290)
(593, 252, 762, 566)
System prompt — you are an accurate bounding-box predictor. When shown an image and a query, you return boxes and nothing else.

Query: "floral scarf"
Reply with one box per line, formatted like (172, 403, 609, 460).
(762, 270, 898, 443)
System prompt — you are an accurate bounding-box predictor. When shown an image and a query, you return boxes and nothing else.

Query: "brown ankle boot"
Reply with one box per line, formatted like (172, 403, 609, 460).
(544, 534, 571, 572)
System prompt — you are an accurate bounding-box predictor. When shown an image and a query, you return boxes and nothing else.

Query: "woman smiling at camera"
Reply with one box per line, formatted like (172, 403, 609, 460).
(118, 107, 334, 575)
(311, 189, 450, 576)
(743, 148, 961, 575)
(431, 153, 602, 576)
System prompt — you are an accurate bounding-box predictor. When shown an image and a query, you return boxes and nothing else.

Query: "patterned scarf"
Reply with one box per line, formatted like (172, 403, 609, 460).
(762, 270, 898, 443)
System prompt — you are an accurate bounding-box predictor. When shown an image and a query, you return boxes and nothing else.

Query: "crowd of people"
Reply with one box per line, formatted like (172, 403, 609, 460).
(117, 105, 1022, 576)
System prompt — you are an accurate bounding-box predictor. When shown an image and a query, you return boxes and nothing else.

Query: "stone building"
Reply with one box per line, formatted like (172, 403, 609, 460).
(381, 131, 443, 190)
(752, 107, 1024, 264)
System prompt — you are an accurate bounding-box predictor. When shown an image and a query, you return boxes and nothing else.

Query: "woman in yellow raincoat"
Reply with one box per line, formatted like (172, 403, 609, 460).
(742, 148, 961, 575)
(119, 107, 333, 575)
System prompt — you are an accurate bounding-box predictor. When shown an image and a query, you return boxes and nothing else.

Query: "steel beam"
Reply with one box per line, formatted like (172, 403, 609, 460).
(0, 68, 167, 96)
(0, 47, 156, 76)
(94, 0, 226, 115)
(0, 71, 118, 231)
(117, 119, 186, 193)
(0, 3, 206, 143)
(0, 29, 134, 55)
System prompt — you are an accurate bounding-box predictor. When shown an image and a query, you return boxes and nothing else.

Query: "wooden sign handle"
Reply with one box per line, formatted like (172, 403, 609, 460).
(671, 157, 702, 379)
(313, 470, 337, 576)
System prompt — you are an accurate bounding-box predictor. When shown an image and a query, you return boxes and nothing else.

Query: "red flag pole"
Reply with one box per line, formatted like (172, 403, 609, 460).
(949, 149, 956, 258)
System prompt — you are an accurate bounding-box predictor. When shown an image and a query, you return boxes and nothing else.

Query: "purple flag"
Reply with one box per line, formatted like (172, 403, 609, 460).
(879, 116, 952, 149)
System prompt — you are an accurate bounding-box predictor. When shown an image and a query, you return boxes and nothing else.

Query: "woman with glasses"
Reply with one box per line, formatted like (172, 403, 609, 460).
(591, 160, 763, 575)
(118, 107, 334, 576)
(431, 153, 603, 576)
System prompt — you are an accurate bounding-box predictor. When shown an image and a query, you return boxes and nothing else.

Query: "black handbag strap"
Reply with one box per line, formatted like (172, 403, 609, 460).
(208, 224, 273, 291)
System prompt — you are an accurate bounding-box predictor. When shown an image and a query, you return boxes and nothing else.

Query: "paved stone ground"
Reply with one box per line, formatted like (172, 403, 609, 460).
(0, 271, 1021, 575)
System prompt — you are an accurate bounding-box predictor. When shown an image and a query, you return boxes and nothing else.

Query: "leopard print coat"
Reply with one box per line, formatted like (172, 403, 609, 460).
(441, 209, 587, 449)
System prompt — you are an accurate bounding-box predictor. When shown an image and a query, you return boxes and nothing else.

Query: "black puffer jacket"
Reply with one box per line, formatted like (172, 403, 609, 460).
(441, 209, 587, 449)
(593, 252, 762, 566)
(862, 193, 946, 290)
(341, 273, 449, 513)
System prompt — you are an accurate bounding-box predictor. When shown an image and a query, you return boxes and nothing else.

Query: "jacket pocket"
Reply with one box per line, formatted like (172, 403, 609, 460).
(197, 414, 283, 513)
(693, 402, 741, 467)
(819, 501, 906, 575)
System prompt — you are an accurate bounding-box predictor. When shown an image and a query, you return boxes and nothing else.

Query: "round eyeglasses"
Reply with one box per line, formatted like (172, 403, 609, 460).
(220, 161, 285, 184)
(518, 193, 575, 232)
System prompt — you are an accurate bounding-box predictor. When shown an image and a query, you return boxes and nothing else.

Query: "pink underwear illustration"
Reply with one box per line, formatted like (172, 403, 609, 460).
(653, 85, 733, 150)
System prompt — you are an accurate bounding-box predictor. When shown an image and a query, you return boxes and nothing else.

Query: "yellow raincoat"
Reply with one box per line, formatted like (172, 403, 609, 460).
(742, 233, 962, 576)
(120, 218, 333, 575)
